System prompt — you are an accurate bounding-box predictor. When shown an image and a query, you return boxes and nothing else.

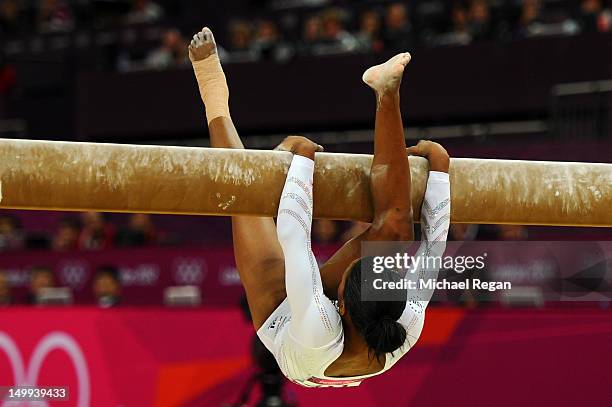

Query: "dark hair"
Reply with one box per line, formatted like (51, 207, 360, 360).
(95, 265, 121, 284)
(343, 257, 407, 362)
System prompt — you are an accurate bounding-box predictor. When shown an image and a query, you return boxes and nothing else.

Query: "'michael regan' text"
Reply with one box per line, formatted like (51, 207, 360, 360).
(373, 278, 511, 292)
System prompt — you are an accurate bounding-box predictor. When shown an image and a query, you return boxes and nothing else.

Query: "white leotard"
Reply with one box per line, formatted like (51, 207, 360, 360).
(257, 155, 451, 388)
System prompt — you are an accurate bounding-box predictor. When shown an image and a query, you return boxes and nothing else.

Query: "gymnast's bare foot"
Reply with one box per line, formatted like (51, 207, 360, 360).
(189, 27, 218, 62)
(362, 52, 411, 94)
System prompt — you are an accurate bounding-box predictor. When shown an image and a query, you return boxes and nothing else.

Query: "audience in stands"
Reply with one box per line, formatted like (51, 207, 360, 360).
(498, 225, 529, 240)
(0, 209, 603, 308)
(0, 270, 11, 305)
(298, 15, 324, 55)
(250, 19, 282, 60)
(53, 216, 80, 251)
(312, 219, 340, 245)
(227, 20, 257, 61)
(383, 2, 415, 51)
(125, 0, 164, 24)
(0, 214, 24, 251)
(436, 3, 473, 46)
(516, 0, 543, 38)
(144, 28, 188, 70)
(515, 0, 580, 38)
(1, 0, 610, 69)
(599, 2, 612, 31)
(578, 0, 609, 32)
(228, 20, 253, 51)
(319, 7, 358, 53)
(93, 265, 122, 307)
(37, 0, 74, 33)
(78, 212, 116, 250)
(449, 223, 481, 241)
(1, 212, 172, 252)
(115, 213, 161, 247)
(467, 0, 494, 42)
(0, 0, 25, 37)
(26, 266, 55, 304)
(355, 9, 384, 52)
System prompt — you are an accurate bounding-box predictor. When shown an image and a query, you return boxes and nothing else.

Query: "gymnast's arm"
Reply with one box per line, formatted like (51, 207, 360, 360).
(399, 142, 450, 335)
(275, 138, 341, 348)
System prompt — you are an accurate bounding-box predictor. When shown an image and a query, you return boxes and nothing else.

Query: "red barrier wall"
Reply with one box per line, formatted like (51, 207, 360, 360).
(1, 307, 610, 407)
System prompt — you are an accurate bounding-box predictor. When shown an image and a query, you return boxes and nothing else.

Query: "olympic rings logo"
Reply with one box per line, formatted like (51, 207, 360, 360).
(0, 331, 90, 407)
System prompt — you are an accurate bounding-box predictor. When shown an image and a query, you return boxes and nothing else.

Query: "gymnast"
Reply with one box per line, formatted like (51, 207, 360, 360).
(189, 27, 450, 388)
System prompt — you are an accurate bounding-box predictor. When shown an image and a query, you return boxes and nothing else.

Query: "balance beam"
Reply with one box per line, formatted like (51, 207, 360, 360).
(0, 139, 610, 227)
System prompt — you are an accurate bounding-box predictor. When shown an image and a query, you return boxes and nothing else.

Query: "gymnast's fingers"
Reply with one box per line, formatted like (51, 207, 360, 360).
(406, 146, 420, 156)
(274, 143, 289, 152)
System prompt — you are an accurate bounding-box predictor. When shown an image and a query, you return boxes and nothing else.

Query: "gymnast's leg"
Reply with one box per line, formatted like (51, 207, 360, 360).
(190, 27, 286, 329)
(319, 53, 415, 299)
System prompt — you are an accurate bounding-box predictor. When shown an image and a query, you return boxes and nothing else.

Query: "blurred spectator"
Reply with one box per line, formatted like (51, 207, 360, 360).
(0, 0, 26, 36)
(299, 15, 324, 55)
(53, 216, 80, 251)
(93, 265, 121, 307)
(577, 0, 605, 32)
(229, 20, 253, 51)
(27, 266, 55, 304)
(600, 3, 612, 31)
(125, 0, 163, 24)
(227, 20, 257, 61)
(355, 9, 384, 52)
(437, 3, 472, 45)
(515, 0, 579, 38)
(0, 214, 24, 250)
(383, 2, 415, 51)
(449, 223, 480, 241)
(313, 219, 339, 244)
(498, 225, 528, 240)
(116, 213, 160, 247)
(251, 19, 281, 60)
(144, 28, 188, 70)
(320, 8, 358, 53)
(37, 0, 73, 33)
(78, 212, 115, 250)
(0, 270, 11, 305)
(468, 0, 494, 42)
(516, 0, 543, 37)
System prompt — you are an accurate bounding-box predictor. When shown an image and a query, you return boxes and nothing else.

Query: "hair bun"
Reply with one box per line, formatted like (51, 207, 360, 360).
(364, 316, 407, 356)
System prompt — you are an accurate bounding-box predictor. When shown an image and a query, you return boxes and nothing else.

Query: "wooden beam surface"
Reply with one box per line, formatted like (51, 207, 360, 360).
(1, 139, 610, 227)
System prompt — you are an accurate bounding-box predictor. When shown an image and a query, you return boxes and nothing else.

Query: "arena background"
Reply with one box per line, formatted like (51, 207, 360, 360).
(0, 0, 611, 406)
